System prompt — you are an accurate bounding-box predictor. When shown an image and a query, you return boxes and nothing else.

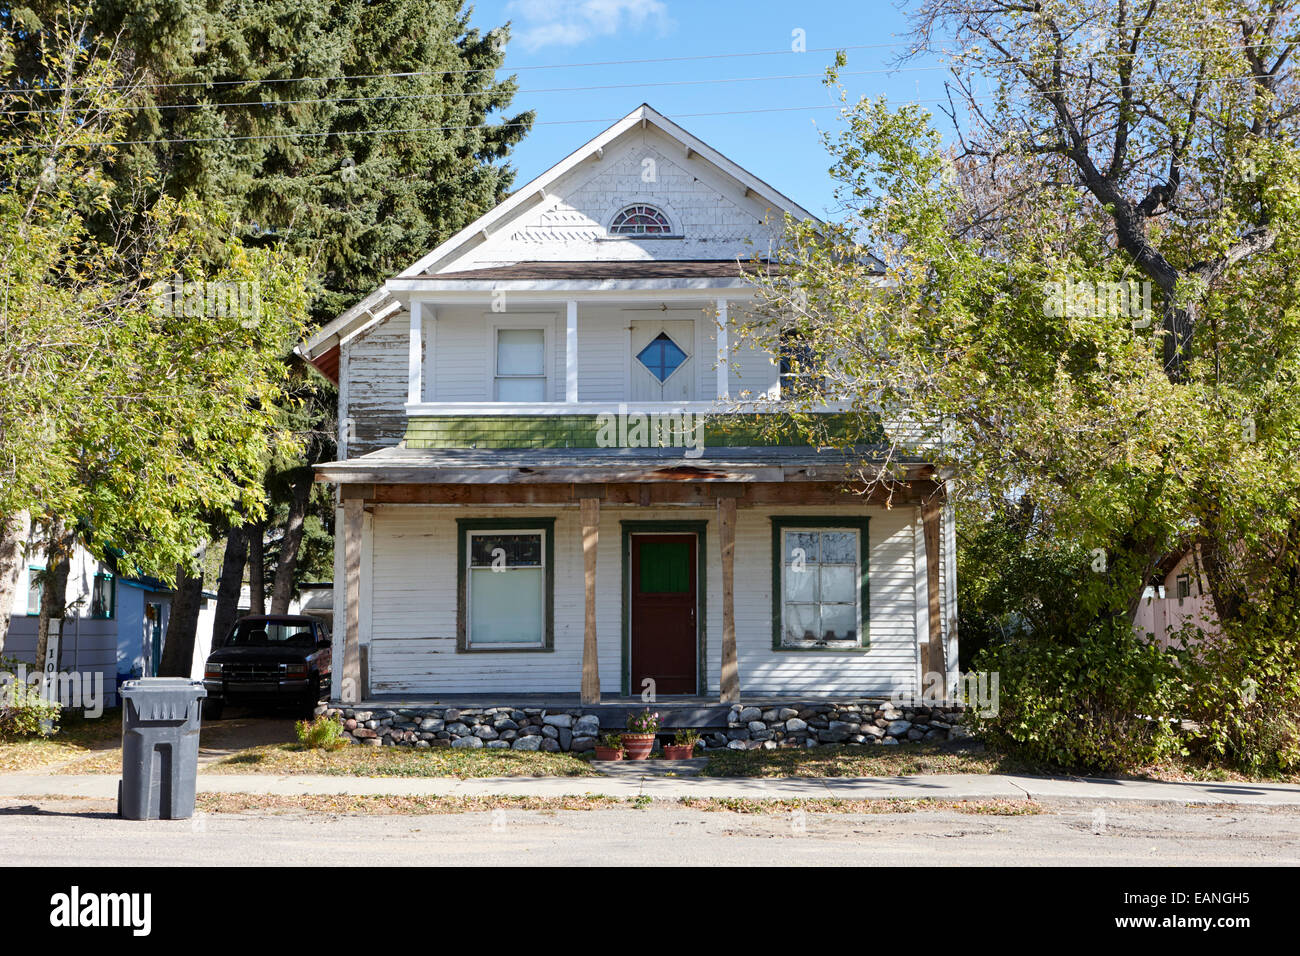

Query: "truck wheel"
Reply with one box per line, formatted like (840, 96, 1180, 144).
(203, 699, 224, 721)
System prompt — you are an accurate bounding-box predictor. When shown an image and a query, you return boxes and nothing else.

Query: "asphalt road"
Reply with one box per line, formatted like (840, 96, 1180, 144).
(2, 799, 1298, 866)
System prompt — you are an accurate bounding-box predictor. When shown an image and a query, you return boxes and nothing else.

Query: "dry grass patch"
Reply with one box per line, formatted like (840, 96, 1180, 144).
(676, 796, 1042, 815)
(190, 792, 1040, 816)
(196, 793, 624, 815)
(702, 742, 1002, 778)
(206, 742, 599, 778)
(0, 710, 121, 773)
(701, 742, 1300, 785)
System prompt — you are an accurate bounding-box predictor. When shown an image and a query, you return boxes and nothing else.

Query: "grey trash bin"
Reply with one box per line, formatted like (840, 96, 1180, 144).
(118, 678, 207, 820)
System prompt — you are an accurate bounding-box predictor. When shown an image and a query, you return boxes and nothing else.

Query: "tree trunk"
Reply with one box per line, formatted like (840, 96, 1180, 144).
(159, 562, 205, 678)
(34, 521, 72, 686)
(248, 521, 266, 615)
(212, 525, 249, 649)
(0, 510, 30, 657)
(270, 473, 312, 614)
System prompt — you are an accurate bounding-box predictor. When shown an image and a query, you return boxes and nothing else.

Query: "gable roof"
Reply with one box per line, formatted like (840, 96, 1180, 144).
(400, 103, 821, 280)
(297, 103, 824, 380)
(296, 286, 400, 381)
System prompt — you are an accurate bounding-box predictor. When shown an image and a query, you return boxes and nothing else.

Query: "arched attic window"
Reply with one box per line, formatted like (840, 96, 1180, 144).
(609, 204, 672, 235)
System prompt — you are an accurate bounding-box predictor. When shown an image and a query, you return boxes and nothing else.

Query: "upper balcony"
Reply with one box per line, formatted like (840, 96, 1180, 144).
(391, 282, 870, 451)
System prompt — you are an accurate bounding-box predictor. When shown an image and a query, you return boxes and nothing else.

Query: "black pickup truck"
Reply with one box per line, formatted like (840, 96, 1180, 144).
(202, 614, 332, 719)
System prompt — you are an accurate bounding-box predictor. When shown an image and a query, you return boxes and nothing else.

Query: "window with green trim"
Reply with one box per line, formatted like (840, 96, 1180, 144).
(456, 518, 556, 652)
(91, 571, 115, 619)
(771, 518, 868, 649)
(26, 566, 43, 616)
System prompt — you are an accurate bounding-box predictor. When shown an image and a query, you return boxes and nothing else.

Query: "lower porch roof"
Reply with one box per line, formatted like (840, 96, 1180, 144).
(315, 445, 934, 486)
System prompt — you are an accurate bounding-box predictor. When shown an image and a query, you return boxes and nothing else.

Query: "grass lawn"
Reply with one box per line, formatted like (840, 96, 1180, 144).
(207, 743, 600, 777)
(0, 708, 121, 773)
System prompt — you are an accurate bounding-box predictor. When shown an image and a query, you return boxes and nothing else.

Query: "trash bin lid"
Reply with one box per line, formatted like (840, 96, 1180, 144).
(120, 678, 206, 693)
(120, 678, 206, 721)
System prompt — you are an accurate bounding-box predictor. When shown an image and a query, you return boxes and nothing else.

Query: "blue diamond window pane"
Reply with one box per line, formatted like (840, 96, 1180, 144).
(636, 333, 687, 383)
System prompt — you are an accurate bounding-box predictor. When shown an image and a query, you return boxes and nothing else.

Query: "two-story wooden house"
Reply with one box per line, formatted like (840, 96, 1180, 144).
(299, 105, 958, 718)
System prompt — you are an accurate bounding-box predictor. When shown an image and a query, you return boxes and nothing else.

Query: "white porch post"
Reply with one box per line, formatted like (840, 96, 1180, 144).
(407, 301, 423, 405)
(715, 298, 729, 400)
(565, 299, 579, 402)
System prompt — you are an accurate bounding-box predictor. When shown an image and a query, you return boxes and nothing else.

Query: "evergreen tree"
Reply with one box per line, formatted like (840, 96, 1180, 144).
(5, 1, 533, 659)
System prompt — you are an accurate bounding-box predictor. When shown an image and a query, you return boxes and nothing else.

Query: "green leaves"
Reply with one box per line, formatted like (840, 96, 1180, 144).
(0, 16, 309, 584)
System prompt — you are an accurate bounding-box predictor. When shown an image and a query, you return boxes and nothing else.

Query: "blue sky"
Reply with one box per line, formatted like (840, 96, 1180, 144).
(468, 1, 956, 219)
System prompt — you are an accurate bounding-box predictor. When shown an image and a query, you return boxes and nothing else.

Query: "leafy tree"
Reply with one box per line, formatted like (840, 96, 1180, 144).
(736, 2, 1300, 769)
(5, 2, 533, 657)
(0, 7, 310, 668)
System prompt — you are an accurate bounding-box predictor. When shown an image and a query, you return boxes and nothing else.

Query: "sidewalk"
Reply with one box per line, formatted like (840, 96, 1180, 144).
(3, 771, 1299, 806)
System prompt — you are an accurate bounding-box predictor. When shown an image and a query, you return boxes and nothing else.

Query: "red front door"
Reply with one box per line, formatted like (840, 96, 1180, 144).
(629, 534, 698, 695)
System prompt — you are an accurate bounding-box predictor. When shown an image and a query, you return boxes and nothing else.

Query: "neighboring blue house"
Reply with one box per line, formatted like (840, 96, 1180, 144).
(3, 541, 217, 707)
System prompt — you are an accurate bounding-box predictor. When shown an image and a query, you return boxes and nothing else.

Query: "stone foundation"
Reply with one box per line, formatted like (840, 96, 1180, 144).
(723, 701, 968, 750)
(319, 699, 967, 751)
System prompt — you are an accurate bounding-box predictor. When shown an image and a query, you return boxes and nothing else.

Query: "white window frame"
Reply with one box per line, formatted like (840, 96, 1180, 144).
(778, 526, 863, 648)
(465, 527, 548, 649)
(486, 314, 555, 403)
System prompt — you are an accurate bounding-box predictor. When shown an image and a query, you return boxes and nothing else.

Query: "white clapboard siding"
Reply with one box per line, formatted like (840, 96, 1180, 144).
(343, 311, 409, 455)
(576, 307, 627, 402)
(729, 506, 921, 697)
(727, 328, 778, 400)
(428, 305, 487, 402)
(365, 503, 923, 697)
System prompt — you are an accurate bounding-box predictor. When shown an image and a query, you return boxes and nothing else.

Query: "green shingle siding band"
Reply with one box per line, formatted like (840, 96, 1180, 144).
(403, 413, 883, 449)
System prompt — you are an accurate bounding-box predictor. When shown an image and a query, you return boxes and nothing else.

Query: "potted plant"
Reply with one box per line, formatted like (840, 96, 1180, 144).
(621, 709, 660, 760)
(663, 729, 700, 760)
(593, 733, 624, 761)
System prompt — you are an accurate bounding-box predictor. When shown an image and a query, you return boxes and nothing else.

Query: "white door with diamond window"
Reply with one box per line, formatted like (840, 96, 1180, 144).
(628, 315, 696, 402)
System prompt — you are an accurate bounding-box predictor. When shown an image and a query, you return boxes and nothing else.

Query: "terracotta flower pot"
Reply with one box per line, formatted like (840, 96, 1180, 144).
(621, 732, 656, 760)
(593, 745, 624, 761)
(663, 743, 695, 760)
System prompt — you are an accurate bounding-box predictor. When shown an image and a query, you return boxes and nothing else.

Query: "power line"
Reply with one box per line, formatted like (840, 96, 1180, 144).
(0, 42, 908, 97)
(8, 103, 847, 149)
(3, 18, 1293, 98)
(1, 68, 894, 116)
(4, 39, 1292, 117)
(8, 64, 1287, 152)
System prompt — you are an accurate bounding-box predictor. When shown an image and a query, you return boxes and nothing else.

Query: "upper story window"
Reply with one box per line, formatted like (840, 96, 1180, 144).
(495, 328, 547, 401)
(779, 329, 824, 398)
(609, 204, 672, 235)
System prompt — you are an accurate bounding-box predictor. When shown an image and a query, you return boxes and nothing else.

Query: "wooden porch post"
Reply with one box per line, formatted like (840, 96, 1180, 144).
(717, 496, 740, 703)
(580, 496, 601, 704)
(342, 495, 363, 704)
(921, 497, 946, 698)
